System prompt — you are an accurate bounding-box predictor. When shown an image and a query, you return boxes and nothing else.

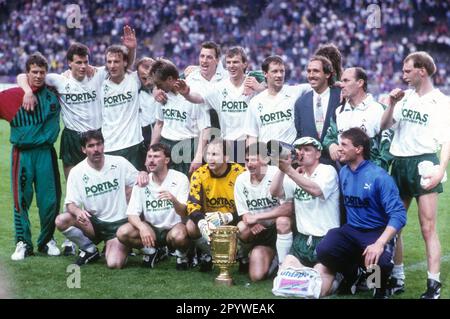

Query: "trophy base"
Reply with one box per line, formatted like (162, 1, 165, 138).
(215, 276, 233, 287)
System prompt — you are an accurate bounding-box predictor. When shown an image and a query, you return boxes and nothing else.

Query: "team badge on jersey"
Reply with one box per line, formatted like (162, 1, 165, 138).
(257, 103, 263, 113)
(243, 186, 249, 199)
(222, 88, 228, 98)
(82, 174, 89, 184)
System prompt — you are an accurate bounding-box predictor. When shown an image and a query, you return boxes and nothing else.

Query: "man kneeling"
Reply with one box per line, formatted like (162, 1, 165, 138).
(56, 130, 145, 268)
(235, 143, 293, 281)
(117, 143, 191, 269)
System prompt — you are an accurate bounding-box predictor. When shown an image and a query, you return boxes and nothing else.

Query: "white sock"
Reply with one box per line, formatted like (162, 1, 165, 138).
(392, 263, 405, 280)
(62, 226, 96, 253)
(142, 246, 156, 255)
(175, 249, 188, 260)
(276, 232, 293, 265)
(427, 271, 440, 282)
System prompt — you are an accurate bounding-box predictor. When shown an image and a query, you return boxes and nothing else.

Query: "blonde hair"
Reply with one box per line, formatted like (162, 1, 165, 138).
(404, 51, 436, 76)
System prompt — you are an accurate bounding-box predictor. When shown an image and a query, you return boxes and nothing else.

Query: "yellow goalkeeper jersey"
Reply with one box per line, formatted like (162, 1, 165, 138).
(187, 163, 245, 215)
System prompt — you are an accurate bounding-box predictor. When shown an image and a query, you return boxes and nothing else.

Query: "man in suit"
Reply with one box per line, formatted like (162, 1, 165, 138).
(294, 55, 341, 166)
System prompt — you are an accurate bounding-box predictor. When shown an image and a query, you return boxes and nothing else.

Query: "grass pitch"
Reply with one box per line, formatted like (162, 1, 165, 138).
(0, 120, 449, 299)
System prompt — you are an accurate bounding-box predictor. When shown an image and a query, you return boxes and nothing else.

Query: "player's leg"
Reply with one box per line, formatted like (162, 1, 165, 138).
(248, 246, 275, 282)
(167, 223, 190, 270)
(34, 147, 61, 254)
(116, 222, 144, 248)
(56, 212, 99, 265)
(186, 219, 212, 272)
(10, 147, 35, 260)
(417, 192, 442, 299)
(314, 263, 336, 297)
(236, 220, 254, 272)
(104, 237, 130, 269)
(275, 216, 293, 266)
(390, 197, 411, 294)
(316, 225, 361, 294)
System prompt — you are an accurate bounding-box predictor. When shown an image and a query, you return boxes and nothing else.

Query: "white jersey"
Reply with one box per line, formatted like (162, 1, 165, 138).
(139, 89, 158, 127)
(126, 169, 189, 229)
(64, 155, 138, 223)
(156, 92, 210, 141)
(283, 164, 340, 237)
(334, 94, 384, 142)
(245, 84, 311, 143)
(234, 165, 282, 227)
(200, 78, 255, 140)
(46, 67, 107, 131)
(100, 72, 143, 152)
(390, 89, 450, 156)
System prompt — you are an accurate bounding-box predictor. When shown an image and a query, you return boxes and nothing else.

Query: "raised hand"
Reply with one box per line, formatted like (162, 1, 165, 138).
(121, 25, 137, 49)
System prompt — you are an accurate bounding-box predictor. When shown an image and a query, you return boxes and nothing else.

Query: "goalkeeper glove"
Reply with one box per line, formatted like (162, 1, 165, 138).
(198, 219, 213, 243)
(205, 212, 234, 227)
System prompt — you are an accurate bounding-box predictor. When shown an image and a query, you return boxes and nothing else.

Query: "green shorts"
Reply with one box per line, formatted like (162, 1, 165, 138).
(289, 232, 324, 267)
(391, 153, 443, 199)
(145, 223, 170, 247)
(89, 215, 128, 244)
(160, 136, 196, 176)
(106, 142, 146, 171)
(250, 224, 277, 249)
(59, 127, 89, 166)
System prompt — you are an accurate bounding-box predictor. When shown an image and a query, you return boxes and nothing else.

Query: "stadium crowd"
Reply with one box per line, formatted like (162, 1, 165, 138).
(0, 0, 449, 95)
(0, 0, 449, 301)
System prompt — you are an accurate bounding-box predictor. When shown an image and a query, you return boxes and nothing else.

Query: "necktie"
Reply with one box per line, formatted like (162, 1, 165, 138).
(315, 95, 324, 138)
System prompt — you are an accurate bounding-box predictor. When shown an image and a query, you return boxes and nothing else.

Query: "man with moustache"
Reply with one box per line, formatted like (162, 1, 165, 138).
(117, 143, 190, 270)
(55, 130, 146, 268)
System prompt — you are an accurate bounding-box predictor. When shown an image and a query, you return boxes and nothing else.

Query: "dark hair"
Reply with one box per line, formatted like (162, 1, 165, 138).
(340, 127, 370, 160)
(206, 137, 227, 157)
(149, 143, 171, 158)
(404, 51, 436, 76)
(315, 43, 343, 81)
(309, 55, 335, 86)
(262, 55, 284, 73)
(149, 58, 179, 82)
(201, 41, 221, 58)
(80, 130, 104, 147)
(66, 43, 90, 62)
(353, 67, 368, 92)
(26, 52, 48, 72)
(245, 142, 268, 161)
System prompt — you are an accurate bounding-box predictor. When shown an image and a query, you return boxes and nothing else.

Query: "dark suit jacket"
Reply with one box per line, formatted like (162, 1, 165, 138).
(294, 86, 341, 166)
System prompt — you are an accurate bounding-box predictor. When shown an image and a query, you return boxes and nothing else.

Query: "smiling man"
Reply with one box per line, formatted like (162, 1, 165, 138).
(316, 128, 406, 299)
(177, 46, 264, 164)
(1, 53, 62, 261)
(16, 26, 137, 180)
(294, 55, 341, 166)
(101, 43, 145, 171)
(245, 55, 310, 145)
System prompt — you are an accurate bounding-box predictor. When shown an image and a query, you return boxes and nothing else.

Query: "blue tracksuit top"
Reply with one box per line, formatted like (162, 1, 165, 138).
(340, 160, 406, 231)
